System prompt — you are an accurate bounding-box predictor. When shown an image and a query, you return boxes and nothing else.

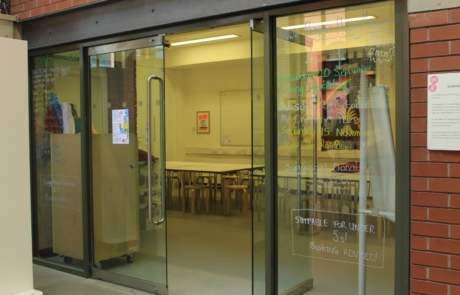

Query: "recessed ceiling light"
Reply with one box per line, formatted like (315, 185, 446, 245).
(170, 34, 239, 46)
(281, 16, 375, 30)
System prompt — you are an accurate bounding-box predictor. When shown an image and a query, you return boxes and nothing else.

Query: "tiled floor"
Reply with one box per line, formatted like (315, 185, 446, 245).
(33, 264, 154, 295)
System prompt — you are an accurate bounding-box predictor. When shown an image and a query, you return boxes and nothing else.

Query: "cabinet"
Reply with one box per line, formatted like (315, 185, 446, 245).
(50, 134, 83, 261)
(92, 134, 140, 263)
(50, 134, 140, 264)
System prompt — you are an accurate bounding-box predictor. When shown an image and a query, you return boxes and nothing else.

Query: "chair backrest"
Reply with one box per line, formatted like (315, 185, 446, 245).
(222, 174, 238, 186)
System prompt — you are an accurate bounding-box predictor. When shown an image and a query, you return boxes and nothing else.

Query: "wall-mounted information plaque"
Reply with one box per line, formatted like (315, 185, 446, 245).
(427, 73, 460, 150)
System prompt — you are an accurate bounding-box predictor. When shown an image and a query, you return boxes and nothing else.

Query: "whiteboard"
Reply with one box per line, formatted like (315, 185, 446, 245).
(220, 89, 252, 146)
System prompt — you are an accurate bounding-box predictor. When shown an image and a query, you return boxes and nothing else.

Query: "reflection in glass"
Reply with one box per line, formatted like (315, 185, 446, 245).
(31, 50, 83, 268)
(276, 2, 395, 294)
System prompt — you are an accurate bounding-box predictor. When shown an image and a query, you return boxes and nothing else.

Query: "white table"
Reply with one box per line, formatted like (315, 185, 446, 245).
(167, 161, 263, 173)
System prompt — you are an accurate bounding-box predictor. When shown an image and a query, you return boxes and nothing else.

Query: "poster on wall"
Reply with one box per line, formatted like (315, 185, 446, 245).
(427, 73, 460, 150)
(112, 109, 129, 144)
(197, 111, 210, 133)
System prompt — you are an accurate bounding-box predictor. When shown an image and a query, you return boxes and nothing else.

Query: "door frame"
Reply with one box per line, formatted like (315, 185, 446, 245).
(29, 44, 92, 279)
(28, 0, 409, 294)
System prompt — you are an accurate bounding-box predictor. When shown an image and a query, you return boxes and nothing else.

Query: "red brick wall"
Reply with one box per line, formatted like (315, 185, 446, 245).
(10, 0, 104, 20)
(409, 8, 460, 295)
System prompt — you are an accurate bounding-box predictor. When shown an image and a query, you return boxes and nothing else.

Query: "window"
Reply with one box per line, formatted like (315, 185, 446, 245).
(31, 50, 84, 269)
(275, 2, 396, 293)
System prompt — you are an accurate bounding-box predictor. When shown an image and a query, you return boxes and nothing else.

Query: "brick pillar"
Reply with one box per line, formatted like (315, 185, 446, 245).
(409, 8, 460, 295)
(11, 0, 105, 20)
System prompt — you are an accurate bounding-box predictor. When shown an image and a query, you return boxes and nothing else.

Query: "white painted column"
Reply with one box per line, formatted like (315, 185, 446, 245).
(0, 36, 42, 295)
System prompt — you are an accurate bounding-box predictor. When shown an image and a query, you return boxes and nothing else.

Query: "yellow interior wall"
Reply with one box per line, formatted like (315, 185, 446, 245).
(166, 39, 250, 68)
(165, 59, 251, 162)
(136, 50, 164, 158)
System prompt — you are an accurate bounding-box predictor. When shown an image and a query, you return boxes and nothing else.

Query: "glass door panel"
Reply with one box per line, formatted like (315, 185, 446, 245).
(89, 37, 167, 294)
(275, 2, 396, 294)
(31, 50, 84, 270)
(275, 14, 315, 295)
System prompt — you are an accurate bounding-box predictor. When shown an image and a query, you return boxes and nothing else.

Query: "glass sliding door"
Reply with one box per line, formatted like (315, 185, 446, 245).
(275, 1, 396, 294)
(89, 36, 167, 294)
(88, 21, 257, 294)
(276, 13, 315, 295)
(31, 50, 85, 270)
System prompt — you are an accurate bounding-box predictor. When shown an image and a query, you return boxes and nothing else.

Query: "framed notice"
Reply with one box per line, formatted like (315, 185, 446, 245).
(427, 73, 460, 150)
(112, 109, 129, 144)
(197, 111, 210, 133)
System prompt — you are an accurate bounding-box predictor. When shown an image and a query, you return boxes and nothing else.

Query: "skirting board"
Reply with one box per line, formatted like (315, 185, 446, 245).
(15, 290, 43, 295)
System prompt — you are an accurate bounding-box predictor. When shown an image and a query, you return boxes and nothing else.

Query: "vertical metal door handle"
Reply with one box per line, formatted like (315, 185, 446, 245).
(147, 75, 165, 225)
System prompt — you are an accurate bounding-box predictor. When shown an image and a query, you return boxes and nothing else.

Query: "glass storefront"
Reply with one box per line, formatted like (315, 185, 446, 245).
(29, 1, 403, 294)
(275, 1, 396, 294)
(31, 50, 84, 269)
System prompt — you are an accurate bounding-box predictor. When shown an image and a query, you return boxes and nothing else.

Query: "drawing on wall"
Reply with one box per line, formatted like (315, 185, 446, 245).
(197, 111, 210, 133)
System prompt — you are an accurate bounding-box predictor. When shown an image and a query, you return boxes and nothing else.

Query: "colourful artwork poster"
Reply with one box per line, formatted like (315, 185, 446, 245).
(325, 89, 347, 119)
(197, 111, 210, 133)
(112, 109, 129, 144)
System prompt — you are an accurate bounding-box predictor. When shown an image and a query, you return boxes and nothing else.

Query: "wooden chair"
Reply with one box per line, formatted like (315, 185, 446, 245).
(253, 175, 265, 222)
(222, 174, 249, 215)
(240, 170, 265, 221)
(182, 171, 209, 214)
(196, 173, 216, 201)
(165, 170, 181, 208)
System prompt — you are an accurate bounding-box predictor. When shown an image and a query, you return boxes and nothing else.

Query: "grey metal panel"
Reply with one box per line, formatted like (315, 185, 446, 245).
(263, 11, 277, 295)
(88, 35, 163, 56)
(79, 45, 92, 278)
(92, 268, 167, 295)
(394, 0, 410, 293)
(22, 0, 298, 50)
(33, 258, 87, 277)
